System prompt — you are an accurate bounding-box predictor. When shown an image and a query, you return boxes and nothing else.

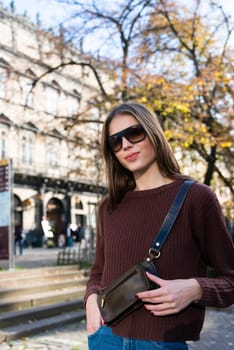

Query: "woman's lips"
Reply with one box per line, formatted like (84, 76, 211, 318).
(125, 152, 139, 161)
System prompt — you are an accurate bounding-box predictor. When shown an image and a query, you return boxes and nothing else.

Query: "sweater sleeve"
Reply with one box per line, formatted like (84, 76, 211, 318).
(190, 183, 234, 308)
(83, 201, 105, 305)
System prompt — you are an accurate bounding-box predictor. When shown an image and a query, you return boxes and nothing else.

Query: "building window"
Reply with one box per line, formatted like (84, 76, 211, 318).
(0, 131, 7, 159)
(0, 67, 7, 99)
(48, 150, 59, 168)
(75, 197, 83, 209)
(29, 138, 33, 165)
(67, 95, 79, 116)
(47, 142, 59, 168)
(21, 136, 34, 165)
(21, 136, 27, 163)
(19, 77, 33, 107)
(46, 88, 58, 115)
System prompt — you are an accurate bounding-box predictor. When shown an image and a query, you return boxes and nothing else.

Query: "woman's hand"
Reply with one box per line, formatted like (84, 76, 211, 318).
(86, 293, 104, 335)
(136, 272, 202, 316)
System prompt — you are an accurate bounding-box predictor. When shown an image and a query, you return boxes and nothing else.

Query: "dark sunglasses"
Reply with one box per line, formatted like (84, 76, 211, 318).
(108, 124, 146, 153)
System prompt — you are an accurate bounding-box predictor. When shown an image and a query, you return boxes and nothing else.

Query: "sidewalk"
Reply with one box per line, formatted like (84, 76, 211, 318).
(188, 306, 234, 349)
(1, 306, 233, 350)
(0, 247, 62, 270)
(1, 321, 88, 350)
(0, 248, 233, 349)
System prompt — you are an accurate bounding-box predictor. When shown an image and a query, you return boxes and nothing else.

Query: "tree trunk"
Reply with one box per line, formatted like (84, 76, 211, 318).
(204, 146, 217, 185)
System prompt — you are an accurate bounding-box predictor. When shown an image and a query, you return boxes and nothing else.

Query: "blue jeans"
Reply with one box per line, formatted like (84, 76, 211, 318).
(88, 326, 188, 350)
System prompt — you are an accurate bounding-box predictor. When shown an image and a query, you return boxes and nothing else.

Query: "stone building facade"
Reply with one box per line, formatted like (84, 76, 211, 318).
(0, 4, 108, 246)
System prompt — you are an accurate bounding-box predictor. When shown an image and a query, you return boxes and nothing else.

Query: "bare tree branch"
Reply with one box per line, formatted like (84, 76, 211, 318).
(30, 60, 108, 97)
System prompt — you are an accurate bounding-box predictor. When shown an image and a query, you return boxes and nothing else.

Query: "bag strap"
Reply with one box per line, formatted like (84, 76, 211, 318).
(149, 180, 194, 258)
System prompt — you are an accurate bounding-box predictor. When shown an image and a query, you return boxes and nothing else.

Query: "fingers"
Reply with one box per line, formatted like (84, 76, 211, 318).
(137, 287, 174, 305)
(142, 290, 181, 316)
(146, 272, 165, 285)
(136, 274, 165, 300)
(146, 304, 180, 316)
(136, 272, 166, 301)
(137, 278, 198, 316)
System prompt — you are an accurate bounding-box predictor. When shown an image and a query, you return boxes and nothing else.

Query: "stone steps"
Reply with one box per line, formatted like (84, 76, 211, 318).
(0, 285, 86, 313)
(0, 278, 87, 299)
(0, 300, 85, 342)
(0, 265, 88, 342)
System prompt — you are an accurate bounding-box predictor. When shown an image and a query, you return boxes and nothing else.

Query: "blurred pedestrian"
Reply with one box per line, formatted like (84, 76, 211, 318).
(66, 223, 74, 247)
(84, 102, 234, 350)
(76, 224, 85, 243)
(14, 223, 23, 255)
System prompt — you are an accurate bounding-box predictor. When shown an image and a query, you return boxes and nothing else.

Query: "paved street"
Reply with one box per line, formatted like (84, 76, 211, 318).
(188, 306, 234, 350)
(1, 321, 88, 350)
(0, 248, 233, 349)
(1, 306, 233, 350)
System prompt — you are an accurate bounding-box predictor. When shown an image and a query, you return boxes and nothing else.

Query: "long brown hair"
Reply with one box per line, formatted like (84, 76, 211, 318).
(101, 102, 190, 210)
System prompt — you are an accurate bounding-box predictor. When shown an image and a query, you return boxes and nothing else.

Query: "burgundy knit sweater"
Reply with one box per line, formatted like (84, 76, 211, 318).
(84, 180, 234, 341)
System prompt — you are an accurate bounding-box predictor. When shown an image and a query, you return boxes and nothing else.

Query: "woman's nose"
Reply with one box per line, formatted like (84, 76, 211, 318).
(122, 136, 133, 149)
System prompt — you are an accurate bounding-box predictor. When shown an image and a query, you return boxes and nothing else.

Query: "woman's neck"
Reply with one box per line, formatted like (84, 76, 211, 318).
(134, 163, 173, 191)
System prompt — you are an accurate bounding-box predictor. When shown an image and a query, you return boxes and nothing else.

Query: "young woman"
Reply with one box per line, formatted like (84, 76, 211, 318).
(84, 102, 234, 350)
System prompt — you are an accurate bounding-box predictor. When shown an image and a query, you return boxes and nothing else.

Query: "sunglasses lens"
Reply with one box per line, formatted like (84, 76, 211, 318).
(126, 125, 146, 143)
(109, 136, 122, 152)
(108, 125, 146, 152)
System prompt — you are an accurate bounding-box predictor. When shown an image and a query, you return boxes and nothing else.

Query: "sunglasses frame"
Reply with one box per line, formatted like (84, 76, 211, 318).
(108, 124, 147, 153)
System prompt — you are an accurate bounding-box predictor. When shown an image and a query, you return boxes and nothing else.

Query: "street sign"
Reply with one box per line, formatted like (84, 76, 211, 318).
(0, 159, 14, 269)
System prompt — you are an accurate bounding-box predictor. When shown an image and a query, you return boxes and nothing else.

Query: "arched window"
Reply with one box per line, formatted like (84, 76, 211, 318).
(47, 197, 64, 213)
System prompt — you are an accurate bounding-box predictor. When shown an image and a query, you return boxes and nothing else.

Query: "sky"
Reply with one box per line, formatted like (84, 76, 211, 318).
(1, 0, 234, 29)
(1, 0, 73, 29)
(1, 0, 233, 53)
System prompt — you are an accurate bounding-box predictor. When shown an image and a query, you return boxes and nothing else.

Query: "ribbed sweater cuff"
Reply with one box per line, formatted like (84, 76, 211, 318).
(194, 277, 211, 305)
(83, 286, 100, 306)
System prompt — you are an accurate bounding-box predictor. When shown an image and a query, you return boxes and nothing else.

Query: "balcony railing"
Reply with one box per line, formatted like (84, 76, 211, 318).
(11, 157, 106, 193)
(13, 158, 67, 178)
